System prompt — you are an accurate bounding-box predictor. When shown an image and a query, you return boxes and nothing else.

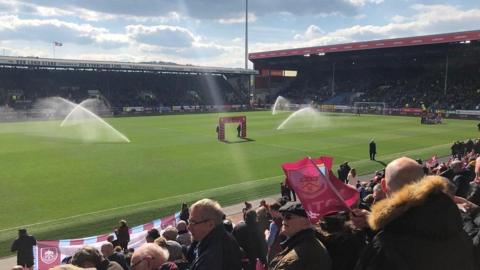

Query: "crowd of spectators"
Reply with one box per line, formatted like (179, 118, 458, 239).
(0, 68, 250, 110)
(272, 43, 480, 110)
(12, 144, 480, 270)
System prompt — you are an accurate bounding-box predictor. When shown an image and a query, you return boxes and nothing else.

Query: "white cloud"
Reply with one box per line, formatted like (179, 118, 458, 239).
(294, 25, 325, 40)
(33, 5, 72, 17)
(126, 24, 197, 48)
(0, 15, 129, 48)
(74, 8, 117, 22)
(218, 12, 257, 24)
(271, 4, 480, 51)
(348, 0, 384, 6)
(249, 4, 480, 68)
(391, 15, 407, 23)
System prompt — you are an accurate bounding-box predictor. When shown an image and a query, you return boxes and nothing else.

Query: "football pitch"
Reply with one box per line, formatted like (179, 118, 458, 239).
(0, 110, 477, 256)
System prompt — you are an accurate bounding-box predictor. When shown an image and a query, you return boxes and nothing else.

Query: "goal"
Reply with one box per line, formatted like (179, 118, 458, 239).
(353, 102, 387, 115)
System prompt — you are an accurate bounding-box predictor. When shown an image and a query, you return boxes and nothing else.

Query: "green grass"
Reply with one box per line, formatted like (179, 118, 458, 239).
(0, 111, 477, 257)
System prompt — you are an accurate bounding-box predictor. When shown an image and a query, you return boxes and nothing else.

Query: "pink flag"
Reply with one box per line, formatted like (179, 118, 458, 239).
(312, 156, 359, 207)
(36, 241, 61, 270)
(327, 169, 360, 207)
(282, 157, 354, 223)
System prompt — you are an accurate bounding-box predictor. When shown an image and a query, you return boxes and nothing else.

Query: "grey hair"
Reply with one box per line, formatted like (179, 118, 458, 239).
(191, 198, 224, 225)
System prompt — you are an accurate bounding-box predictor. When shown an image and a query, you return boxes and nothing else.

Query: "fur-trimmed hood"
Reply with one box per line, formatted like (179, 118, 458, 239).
(368, 176, 463, 238)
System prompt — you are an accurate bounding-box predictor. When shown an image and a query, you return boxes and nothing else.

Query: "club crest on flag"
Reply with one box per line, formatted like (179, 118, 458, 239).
(40, 247, 58, 264)
(282, 156, 359, 223)
(298, 175, 326, 197)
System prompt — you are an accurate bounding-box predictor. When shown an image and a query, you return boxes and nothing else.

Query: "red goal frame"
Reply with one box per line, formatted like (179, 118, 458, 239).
(218, 116, 246, 141)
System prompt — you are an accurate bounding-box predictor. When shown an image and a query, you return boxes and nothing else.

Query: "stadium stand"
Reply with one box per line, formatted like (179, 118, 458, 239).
(250, 30, 480, 110)
(0, 56, 254, 117)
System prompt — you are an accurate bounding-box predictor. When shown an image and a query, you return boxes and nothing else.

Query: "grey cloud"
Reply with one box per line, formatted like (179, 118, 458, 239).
(19, 0, 361, 19)
(176, 45, 227, 58)
(0, 23, 90, 45)
(147, 45, 226, 59)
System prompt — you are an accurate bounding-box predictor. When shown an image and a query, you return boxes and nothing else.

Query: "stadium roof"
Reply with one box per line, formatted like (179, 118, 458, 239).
(249, 30, 480, 61)
(0, 56, 257, 75)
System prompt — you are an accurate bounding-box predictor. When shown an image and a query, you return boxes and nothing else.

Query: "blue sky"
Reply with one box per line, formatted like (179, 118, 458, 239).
(0, 0, 479, 68)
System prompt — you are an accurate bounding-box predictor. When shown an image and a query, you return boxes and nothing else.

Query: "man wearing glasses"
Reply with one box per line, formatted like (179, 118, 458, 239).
(188, 198, 242, 270)
(269, 202, 332, 270)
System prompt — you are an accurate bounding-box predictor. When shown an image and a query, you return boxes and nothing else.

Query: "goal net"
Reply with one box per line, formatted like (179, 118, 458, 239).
(353, 102, 387, 115)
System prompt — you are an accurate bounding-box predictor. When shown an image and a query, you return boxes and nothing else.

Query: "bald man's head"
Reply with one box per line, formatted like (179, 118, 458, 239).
(131, 243, 168, 270)
(383, 157, 425, 195)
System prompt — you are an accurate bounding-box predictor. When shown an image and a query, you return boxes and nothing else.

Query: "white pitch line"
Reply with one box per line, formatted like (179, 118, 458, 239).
(0, 174, 284, 233)
(0, 140, 454, 233)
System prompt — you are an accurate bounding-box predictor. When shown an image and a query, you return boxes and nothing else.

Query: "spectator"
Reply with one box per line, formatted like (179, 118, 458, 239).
(242, 201, 253, 220)
(130, 243, 169, 270)
(146, 229, 160, 243)
(165, 240, 188, 270)
(280, 182, 288, 200)
(337, 162, 351, 184)
(266, 199, 286, 263)
(115, 220, 130, 251)
(223, 219, 234, 233)
(11, 229, 36, 270)
(286, 182, 296, 201)
(467, 157, 480, 205)
(256, 200, 272, 234)
(179, 203, 189, 224)
(162, 226, 178, 241)
(106, 235, 119, 249)
(175, 220, 192, 246)
(269, 202, 332, 270)
(372, 183, 386, 204)
(318, 213, 365, 270)
(187, 198, 242, 270)
(232, 209, 268, 270)
(100, 243, 129, 270)
(450, 160, 474, 198)
(347, 168, 358, 186)
(355, 157, 474, 270)
(72, 246, 123, 270)
(153, 236, 167, 248)
(50, 265, 86, 270)
(357, 183, 369, 201)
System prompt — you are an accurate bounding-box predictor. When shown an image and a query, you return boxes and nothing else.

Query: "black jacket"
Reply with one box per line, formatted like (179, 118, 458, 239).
(269, 228, 331, 270)
(189, 224, 243, 270)
(462, 205, 480, 268)
(107, 252, 129, 270)
(369, 142, 376, 154)
(467, 182, 480, 205)
(232, 220, 267, 269)
(355, 177, 475, 270)
(319, 228, 365, 270)
(11, 234, 36, 266)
